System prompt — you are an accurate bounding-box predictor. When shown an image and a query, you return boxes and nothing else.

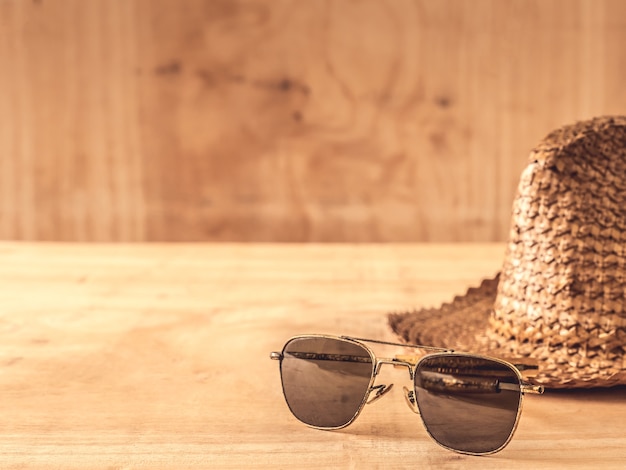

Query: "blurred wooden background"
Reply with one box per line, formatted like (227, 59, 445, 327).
(1, 0, 626, 242)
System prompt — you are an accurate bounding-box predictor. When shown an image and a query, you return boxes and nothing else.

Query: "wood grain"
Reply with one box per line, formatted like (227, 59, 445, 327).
(2, 1, 626, 241)
(0, 242, 624, 468)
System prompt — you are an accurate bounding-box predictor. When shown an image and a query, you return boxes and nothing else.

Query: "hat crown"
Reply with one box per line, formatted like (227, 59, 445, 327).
(492, 116, 626, 378)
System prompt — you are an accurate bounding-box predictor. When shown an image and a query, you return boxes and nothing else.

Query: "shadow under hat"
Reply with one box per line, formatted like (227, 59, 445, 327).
(389, 116, 626, 389)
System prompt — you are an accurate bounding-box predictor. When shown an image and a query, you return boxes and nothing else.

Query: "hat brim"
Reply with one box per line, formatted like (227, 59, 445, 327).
(388, 274, 626, 389)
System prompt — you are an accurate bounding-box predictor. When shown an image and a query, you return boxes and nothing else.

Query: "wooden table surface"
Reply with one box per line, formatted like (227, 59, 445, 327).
(1, 242, 624, 469)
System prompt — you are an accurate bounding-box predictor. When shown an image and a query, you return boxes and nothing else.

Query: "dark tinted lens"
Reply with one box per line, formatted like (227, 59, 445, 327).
(414, 354, 522, 454)
(280, 337, 374, 428)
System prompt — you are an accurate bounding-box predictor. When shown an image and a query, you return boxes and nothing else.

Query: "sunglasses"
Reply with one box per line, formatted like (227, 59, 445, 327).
(270, 335, 544, 455)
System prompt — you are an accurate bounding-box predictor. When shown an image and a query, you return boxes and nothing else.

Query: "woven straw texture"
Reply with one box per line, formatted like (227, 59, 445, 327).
(390, 116, 626, 388)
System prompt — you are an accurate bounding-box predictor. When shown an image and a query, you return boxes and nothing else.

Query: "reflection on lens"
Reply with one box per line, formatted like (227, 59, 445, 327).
(414, 354, 522, 454)
(280, 337, 374, 428)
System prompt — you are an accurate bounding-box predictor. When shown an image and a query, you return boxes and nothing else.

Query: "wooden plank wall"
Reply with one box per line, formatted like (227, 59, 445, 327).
(1, 0, 626, 242)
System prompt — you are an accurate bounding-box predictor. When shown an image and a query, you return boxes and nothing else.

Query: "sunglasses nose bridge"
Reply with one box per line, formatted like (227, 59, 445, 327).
(374, 357, 414, 380)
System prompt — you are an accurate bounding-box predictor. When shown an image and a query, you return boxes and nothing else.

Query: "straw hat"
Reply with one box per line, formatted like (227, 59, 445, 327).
(389, 116, 626, 388)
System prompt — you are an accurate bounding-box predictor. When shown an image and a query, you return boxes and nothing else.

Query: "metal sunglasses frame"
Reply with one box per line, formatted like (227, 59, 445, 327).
(270, 334, 544, 456)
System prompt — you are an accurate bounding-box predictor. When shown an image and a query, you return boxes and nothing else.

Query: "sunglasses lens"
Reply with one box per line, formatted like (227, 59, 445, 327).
(414, 354, 522, 454)
(279, 337, 374, 428)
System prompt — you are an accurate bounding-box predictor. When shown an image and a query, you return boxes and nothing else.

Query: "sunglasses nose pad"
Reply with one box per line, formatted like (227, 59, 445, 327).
(366, 383, 394, 404)
(403, 386, 420, 414)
